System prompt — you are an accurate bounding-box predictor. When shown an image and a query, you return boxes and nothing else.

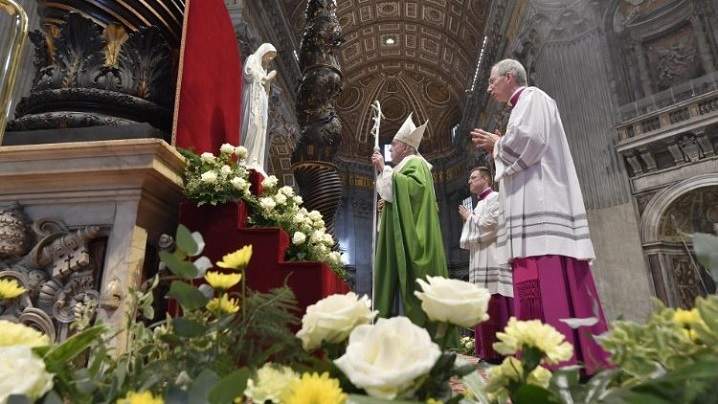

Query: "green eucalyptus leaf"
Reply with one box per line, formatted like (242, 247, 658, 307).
(165, 385, 189, 403)
(167, 281, 208, 311)
(172, 317, 207, 338)
(74, 371, 98, 396)
(209, 368, 250, 404)
(141, 304, 155, 320)
(176, 224, 200, 256)
(40, 391, 63, 404)
(188, 369, 221, 404)
(159, 250, 197, 279)
(8, 396, 31, 404)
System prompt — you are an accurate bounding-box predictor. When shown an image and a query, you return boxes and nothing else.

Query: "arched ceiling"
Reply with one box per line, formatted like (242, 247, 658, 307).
(281, 0, 489, 162)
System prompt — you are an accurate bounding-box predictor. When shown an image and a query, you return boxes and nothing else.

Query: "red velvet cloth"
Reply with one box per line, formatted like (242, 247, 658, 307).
(172, 0, 241, 153)
(474, 295, 513, 362)
(177, 200, 350, 316)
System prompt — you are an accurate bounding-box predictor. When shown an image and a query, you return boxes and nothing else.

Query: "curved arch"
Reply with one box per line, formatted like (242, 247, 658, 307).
(641, 174, 718, 242)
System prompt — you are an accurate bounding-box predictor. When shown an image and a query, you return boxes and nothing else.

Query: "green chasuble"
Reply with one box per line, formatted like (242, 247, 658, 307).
(374, 156, 449, 327)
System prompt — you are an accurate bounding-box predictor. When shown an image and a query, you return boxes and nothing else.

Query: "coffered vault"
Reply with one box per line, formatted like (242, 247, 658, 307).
(281, 0, 489, 162)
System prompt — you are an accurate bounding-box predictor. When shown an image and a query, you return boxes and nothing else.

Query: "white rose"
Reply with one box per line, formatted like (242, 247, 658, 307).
(293, 212, 306, 224)
(293, 195, 304, 205)
(328, 251, 342, 264)
(296, 292, 377, 351)
(279, 186, 295, 197)
(313, 219, 326, 230)
(200, 152, 215, 163)
(259, 197, 276, 210)
(234, 146, 248, 159)
(334, 317, 441, 400)
(414, 276, 491, 328)
(307, 210, 323, 222)
(220, 143, 235, 154)
(220, 165, 232, 176)
(261, 175, 279, 189)
(200, 171, 218, 183)
(292, 231, 307, 245)
(0, 346, 54, 402)
(273, 193, 287, 205)
(310, 229, 325, 243)
(322, 233, 334, 246)
(230, 177, 247, 191)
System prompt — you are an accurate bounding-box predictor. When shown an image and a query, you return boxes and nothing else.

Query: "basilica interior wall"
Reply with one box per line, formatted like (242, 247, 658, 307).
(4, 0, 716, 319)
(512, 0, 656, 321)
(587, 204, 655, 322)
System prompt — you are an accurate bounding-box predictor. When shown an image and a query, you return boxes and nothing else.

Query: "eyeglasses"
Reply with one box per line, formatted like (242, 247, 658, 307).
(487, 72, 510, 87)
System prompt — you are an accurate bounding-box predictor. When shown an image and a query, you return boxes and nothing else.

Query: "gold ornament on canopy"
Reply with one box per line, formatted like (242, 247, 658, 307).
(0, 0, 28, 146)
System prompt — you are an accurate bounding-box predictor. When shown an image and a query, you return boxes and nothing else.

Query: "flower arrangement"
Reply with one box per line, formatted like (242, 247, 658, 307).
(248, 175, 346, 279)
(178, 144, 346, 279)
(459, 335, 475, 356)
(0, 226, 487, 403)
(179, 144, 252, 207)
(2, 230, 717, 403)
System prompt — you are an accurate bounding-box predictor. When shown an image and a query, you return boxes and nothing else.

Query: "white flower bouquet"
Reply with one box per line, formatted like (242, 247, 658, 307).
(179, 144, 346, 279)
(179, 143, 252, 206)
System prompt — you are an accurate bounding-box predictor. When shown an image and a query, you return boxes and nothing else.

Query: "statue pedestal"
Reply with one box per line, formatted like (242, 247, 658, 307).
(0, 138, 185, 353)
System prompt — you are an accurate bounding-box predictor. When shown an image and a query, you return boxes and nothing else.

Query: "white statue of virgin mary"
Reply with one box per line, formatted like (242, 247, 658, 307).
(240, 43, 277, 176)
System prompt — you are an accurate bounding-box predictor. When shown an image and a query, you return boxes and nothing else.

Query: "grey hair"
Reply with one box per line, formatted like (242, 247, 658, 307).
(493, 59, 527, 86)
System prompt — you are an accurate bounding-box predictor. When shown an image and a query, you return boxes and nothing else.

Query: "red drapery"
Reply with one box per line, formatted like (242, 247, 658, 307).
(172, 0, 242, 154)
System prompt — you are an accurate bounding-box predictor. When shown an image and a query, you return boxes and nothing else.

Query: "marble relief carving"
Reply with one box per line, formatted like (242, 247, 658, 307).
(0, 202, 106, 342)
(670, 255, 708, 308)
(646, 25, 699, 92)
(657, 186, 718, 239)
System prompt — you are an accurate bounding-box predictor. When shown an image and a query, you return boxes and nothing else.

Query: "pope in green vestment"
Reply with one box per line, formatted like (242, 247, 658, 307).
(371, 114, 450, 327)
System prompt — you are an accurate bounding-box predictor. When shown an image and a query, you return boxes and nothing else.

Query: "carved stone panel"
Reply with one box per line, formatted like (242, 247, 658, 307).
(645, 24, 700, 93)
(657, 185, 718, 239)
(0, 202, 106, 342)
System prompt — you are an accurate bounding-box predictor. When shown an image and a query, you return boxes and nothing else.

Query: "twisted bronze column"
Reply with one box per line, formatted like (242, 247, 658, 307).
(292, 0, 344, 236)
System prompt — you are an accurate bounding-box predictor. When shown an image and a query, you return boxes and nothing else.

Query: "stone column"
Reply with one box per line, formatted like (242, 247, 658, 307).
(0, 138, 185, 353)
(633, 41, 653, 98)
(690, 14, 716, 74)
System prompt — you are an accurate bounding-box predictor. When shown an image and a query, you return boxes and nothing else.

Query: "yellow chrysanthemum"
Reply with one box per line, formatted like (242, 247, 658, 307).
(682, 328, 699, 342)
(216, 245, 253, 270)
(282, 372, 347, 404)
(485, 360, 513, 399)
(0, 278, 26, 299)
(493, 318, 573, 365)
(206, 294, 240, 314)
(673, 308, 700, 327)
(485, 356, 552, 400)
(0, 320, 50, 348)
(426, 399, 444, 404)
(204, 271, 242, 290)
(116, 390, 164, 404)
(526, 365, 552, 389)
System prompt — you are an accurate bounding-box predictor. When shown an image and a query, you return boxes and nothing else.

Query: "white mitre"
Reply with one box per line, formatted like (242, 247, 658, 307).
(393, 113, 428, 151)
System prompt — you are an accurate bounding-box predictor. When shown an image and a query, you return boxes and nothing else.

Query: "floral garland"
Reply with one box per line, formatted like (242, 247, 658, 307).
(178, 144, 346, 279)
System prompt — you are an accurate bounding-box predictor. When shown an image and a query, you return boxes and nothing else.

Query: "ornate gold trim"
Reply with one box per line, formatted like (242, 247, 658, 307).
(0, 0, 28, 147)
